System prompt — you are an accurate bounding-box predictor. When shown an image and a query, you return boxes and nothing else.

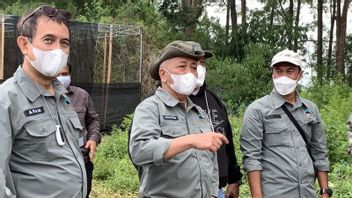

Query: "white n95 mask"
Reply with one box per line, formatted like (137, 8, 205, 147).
(196, 65, 206, 87)
(26, 39, 68, 77)
(57, 75, 71, 89)
(167, 72, 197, 96)
(273, 76, 298, 95)
(192, 65, 206, 95)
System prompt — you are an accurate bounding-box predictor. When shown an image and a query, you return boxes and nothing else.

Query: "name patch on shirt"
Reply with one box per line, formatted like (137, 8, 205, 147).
(265, 114, 282, 120)
(162, 115, 178, 121)
(24, 106, 45, 117)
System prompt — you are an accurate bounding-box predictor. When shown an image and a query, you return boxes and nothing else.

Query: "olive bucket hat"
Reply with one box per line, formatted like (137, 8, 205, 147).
(185, 41, 213, 59)
(149, 40, 205, 80)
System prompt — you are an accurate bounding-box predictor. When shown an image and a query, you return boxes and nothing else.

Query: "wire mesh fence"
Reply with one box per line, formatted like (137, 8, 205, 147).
(0, 15, 143, 130)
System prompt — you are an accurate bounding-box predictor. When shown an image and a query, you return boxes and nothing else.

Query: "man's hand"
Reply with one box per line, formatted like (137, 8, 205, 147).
(226, 183, 240, 198)
(163, 132, 229, 159)
(85, 140, 97, 160)
(191, 132, 229, 152)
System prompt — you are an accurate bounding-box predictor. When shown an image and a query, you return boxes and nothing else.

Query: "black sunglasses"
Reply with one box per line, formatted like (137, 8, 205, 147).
(20, 5, 71, 32)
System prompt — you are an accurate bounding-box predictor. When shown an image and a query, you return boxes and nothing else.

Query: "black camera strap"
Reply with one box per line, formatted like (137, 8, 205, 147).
(281, 104, 314, 162)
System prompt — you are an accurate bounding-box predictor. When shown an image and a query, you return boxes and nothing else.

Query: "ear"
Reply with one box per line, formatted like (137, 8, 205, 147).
(17, 36, 30, 56)
(159, 69, 167, 83)
(298, 70, 304, 81)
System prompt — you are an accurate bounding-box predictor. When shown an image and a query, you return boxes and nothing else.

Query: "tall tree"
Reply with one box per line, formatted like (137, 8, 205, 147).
(241, 0, 246, 26)
(225, 0, 230, 44)
(183, 0, 203, 38)
(158, 0, 204, 39)
(316, 0, 323, 82)
(335, 0, 350, 75)
(327, 0, 336, 79)
(293, 0, 301, 51)
(231, 0, 237, 35)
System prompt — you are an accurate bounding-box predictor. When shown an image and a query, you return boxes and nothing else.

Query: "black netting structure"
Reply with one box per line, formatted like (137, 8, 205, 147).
(1, 15, 143, 131)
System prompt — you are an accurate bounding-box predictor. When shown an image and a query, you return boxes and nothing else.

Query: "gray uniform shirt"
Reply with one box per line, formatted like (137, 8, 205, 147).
(0, 67, 87, 198)
(129, 87, 219, 198)
(240, 89, 330, 198)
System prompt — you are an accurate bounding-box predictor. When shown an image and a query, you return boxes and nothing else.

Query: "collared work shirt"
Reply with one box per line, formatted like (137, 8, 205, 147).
(0, 67, 87, 198)
(129, 87, 219, 198)
(240, 89, 330, 198)
(66, 86, 101, 145)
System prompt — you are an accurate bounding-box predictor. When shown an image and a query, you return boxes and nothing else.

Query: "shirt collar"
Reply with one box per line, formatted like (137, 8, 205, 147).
(155, 87, 196, 110)
(270, 88, 307, 110)
(14, 66, 67, 102)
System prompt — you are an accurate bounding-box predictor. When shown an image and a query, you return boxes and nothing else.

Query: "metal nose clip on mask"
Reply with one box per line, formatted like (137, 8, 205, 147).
(55, 125, 65, 146)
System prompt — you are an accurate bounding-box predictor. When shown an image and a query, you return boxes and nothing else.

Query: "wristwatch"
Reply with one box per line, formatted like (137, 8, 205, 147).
(320, 188, 333, 197)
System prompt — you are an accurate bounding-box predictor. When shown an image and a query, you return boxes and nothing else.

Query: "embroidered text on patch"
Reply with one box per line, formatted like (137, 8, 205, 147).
(162, 115, 178, 120)
(24, 106, 45, 116)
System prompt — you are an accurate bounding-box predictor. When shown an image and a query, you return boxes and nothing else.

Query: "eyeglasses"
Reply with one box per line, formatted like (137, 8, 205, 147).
(20, 5, 71, 34)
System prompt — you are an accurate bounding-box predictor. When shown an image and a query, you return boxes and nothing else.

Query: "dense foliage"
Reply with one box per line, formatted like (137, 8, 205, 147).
(1, 1, 352, 197)
(93, 83, 352, 197)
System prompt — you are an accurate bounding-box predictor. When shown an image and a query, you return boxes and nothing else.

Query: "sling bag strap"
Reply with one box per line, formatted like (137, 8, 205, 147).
(281, 104, 315, 162)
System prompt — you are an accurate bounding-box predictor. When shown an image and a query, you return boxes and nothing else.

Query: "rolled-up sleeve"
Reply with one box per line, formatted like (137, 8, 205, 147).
(310, 104, 330, 171)
(0, 102, 15, 196)
(129, 100, 172, 166)
(240, 105, 264, 172)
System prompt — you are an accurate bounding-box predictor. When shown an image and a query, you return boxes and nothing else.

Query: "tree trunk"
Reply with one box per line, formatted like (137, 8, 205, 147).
(287, 0, 294, 49)
(293, 0, 301, 52)
(231, 0, 237, 34)
(183, 0, 203, 38)
(230, 0, 239, 58)
(335, 0, 350, 75)
(225, 0, 230, 44)
(241, 0, 246, 26)
(327, 0, 336, 79)
(316, 0, 323, 82)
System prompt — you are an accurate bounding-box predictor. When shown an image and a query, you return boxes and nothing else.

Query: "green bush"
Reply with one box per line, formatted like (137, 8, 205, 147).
(94, 82, 352, 197)
(93, 116, 139, 195)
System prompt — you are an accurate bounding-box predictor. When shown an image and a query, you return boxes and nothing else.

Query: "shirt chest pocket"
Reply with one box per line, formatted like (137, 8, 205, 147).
(23, 119, 64, 161)
(263, 119, 292, 147)
(160, 121, 187, 138)
(68, 115, 83, 141)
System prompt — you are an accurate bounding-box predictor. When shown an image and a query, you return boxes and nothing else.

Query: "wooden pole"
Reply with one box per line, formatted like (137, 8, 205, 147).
(0, 16, 5, 80)
(102, 32, 107, 83)
(103, 24, 113, 128)
(107, 24, 113, 84)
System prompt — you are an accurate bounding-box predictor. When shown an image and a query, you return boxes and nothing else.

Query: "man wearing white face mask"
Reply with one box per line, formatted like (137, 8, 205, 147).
(129, 40, 229, 198)
(240, 49, 331, 198)
(57, 63, 101, 198)
(189, 43, 243, 198)
(0, 5, 87, 198)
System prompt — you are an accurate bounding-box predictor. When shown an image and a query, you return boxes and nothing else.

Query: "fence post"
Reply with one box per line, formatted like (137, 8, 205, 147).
(0, 16, 5, 80)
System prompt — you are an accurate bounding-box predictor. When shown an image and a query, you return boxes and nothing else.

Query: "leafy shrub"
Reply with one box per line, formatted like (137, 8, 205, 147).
(94, 82, 352, 197)
(93, 115, 139, 196)
(206, 43, 273, 114)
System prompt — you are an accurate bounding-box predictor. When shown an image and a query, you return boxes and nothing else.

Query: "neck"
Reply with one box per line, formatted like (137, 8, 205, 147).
(161, 83, 188, 105)
(22, 61, 55, 95)
(282, 91, 296, 105)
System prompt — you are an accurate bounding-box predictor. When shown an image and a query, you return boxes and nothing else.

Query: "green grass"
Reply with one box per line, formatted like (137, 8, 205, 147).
(92, 83, 352, 197)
